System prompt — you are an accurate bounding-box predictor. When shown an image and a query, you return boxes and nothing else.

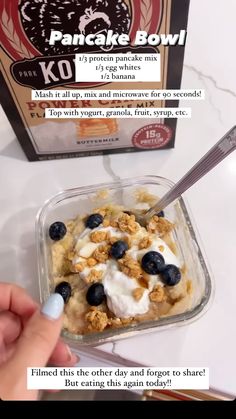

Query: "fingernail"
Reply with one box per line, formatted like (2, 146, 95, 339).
(65, 345, 73, 361)
(65, 345, 79, 364)
(73, 354, 80, 364)
(41, 293, 64, 320)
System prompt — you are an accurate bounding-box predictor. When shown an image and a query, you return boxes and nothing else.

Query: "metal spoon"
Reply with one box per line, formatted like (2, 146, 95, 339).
(134, 126, 236, 226)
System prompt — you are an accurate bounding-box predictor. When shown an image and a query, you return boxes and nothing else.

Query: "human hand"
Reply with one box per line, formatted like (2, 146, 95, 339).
(0, 283, 78, 400)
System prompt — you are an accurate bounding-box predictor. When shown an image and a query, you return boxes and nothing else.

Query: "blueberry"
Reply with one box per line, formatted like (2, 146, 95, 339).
(55, 281, 71, 303)
(123, 211, 132, 216)
(160, 264, 181, 286)
(86, 213, 104, 229)
(86, 283, 105, 306)
(157, 210, 165, 218)
(141, 251, 165, 275)
(110, 240, 128, 259)
(49, 221, 67, 241)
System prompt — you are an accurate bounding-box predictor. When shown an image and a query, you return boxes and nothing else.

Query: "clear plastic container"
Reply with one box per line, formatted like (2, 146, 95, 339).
(36, 176, 213, 347)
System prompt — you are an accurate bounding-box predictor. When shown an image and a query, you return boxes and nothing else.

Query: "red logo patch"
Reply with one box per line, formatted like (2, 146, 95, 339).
(132, 123, 172, 149)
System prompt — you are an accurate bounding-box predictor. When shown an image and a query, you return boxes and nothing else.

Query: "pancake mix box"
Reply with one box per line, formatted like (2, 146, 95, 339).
(0, 0, 190, 161)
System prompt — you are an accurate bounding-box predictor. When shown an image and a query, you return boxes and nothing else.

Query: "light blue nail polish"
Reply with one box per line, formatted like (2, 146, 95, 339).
(41, 293, 64, 320)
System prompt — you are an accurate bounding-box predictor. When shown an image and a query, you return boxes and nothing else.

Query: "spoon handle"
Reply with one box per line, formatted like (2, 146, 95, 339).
(145, 126, 236, 218)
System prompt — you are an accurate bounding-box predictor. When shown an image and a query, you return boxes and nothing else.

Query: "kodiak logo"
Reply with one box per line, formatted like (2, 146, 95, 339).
(0, 0, 162, 88)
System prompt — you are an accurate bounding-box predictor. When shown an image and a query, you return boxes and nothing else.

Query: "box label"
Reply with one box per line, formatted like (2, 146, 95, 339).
(0, 0, 189, 160)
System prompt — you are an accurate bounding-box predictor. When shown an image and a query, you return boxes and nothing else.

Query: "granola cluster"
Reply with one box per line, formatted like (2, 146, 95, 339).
(149, 285, 167, 302)
(90, 230, 107, 243)
(86, 308, 109, 332)
(147, 215, 173, 236)
(138, 236, 152, 250)
(118, 254, 142, 279)
(118, 213, 139, 234)
(132, 287, 145, 301)
(93, 244, 110, 263)
(85, 269, 104, 284)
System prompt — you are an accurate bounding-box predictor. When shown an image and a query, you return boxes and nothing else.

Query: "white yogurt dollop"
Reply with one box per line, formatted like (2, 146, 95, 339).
(103, 263, 149, 318)
(72, 224, 181, 318)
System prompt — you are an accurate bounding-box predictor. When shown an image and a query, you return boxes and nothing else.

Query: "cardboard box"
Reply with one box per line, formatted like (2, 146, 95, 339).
(0, 0, 190, 161)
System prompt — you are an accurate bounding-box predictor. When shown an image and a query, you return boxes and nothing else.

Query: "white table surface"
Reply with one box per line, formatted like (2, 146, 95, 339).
(0, 0, 236, 397)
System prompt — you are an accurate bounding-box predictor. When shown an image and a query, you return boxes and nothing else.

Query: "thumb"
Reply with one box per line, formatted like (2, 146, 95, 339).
(14, 293, 64, 368)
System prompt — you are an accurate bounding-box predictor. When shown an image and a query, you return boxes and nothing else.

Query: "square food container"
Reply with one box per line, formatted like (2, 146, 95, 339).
(36, 176, 213, 347)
